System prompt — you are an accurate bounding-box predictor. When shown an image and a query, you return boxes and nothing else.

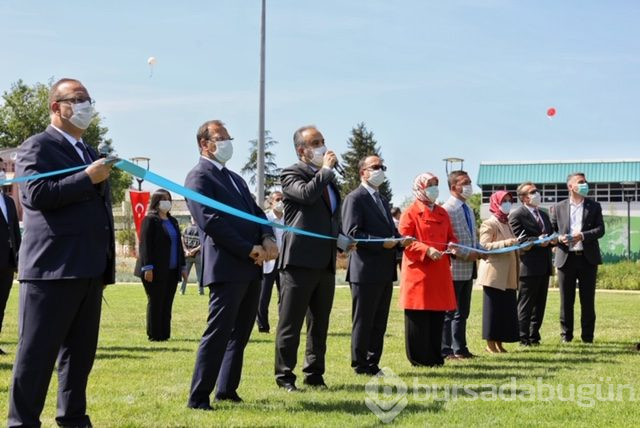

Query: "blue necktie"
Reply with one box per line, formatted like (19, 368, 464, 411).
(462, 203, 474, 234)
(75, 141, 93, 165)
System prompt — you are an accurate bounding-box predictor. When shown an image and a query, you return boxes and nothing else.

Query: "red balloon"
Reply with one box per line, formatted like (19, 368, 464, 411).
(547, 107, 556, 117)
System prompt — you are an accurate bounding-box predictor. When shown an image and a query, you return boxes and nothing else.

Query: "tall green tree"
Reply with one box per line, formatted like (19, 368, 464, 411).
(0, 79, 131, 203)
(340, 122, 393, 201)
(240, 130, 281, 194)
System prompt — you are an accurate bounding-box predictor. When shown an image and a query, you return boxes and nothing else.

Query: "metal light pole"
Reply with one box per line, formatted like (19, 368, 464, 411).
(256, 0, 266, 207)
(130, 157, 150, 191)
(621, 181, 635, 260)
(443, 157, 464, 175)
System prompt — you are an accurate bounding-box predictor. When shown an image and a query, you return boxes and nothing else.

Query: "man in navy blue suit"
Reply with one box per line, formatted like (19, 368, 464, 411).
(0, 175, 21, 356)
(184, 120, 277, 410)
(8, 78, 115, 428)
(342, 155, 411, 375)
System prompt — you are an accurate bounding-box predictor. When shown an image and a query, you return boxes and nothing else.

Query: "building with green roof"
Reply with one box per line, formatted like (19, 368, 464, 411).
(477, 159, 639, 262)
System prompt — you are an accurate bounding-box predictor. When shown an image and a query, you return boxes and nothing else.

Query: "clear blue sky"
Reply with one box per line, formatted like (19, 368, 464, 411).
(2, 0, 639, 205)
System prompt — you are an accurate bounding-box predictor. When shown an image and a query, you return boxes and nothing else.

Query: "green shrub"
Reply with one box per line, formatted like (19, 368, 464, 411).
(597, 260, 640, 290)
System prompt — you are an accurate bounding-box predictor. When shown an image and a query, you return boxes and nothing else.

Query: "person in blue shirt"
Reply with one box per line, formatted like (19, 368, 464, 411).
(135, 189, 187, 341)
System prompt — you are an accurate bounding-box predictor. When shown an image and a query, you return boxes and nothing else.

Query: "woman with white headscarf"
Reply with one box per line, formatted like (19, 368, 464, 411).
(398, 173, 457, 366)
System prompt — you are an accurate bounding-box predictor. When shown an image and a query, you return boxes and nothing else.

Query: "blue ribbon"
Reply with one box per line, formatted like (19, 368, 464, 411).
(450, 233, 559, 255)
(2, 159, 559, 254)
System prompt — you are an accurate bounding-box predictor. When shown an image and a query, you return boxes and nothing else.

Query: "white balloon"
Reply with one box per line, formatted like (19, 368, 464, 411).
(147, 56, 157, 65)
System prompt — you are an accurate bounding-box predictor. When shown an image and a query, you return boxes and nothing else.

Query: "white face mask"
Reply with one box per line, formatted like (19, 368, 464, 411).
(425, 186, 439, 202)
(213, 140, 234, 163)
(500, 202, 512, 214)
(528, 192, 541, 207)
(273, 201, 284, 213)
(367, 169, 386, 187)
(310, 146, 326, 167)
(67, 101, 95, 130)
(158, 200, 172, 213)
(461, 184, 473, 199)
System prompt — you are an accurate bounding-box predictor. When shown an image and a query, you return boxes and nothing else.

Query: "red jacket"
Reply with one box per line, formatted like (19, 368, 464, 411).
(399, 200, 457, 311)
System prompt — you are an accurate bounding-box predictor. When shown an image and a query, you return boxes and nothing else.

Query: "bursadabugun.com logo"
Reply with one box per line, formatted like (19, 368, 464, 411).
(364, 368, 408, 423)
(365, 370, 636, 422)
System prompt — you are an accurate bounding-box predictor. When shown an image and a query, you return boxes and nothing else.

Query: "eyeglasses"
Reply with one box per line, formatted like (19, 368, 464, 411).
(208, 137, 234, 143)
(367, 165, 387, 171)
(56, 97, 95, 106)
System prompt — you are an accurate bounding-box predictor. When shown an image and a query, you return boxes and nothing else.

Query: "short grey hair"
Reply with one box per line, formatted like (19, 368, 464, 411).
(293, 125, 316, 159)
(567, 172, 585, 184)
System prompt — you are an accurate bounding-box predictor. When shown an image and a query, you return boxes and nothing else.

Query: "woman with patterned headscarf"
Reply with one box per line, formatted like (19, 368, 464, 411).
(477, 190, 520, 353)
(398, 172, 457, 366)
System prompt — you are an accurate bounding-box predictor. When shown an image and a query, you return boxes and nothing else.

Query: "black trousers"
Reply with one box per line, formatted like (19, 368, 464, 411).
(557, 253, 598, 342)
(142, 269, 178, 341)
(0, 267, 14, 334)
(188, 279, 260, 408)
(517, 275, 550, 344)
(350, 281, 393, 371)
(404, 309, 445, 367)
(8, 278, 103, 428)
(256, 269, 281, 332)
(275, 266, 335, 386)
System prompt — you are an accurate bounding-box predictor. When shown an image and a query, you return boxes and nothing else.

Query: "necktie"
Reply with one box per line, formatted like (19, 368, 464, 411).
(534, 208, 545, 233)
(373, 191, 388, 220)
(461, 203, 474, 233)
(75, 141, 93, 165)
(221, 167, 240, 195)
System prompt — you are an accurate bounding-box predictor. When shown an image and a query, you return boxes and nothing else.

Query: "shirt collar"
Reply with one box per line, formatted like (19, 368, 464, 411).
(51, 124, 83, 146)
(446, 195, 464, 208)
(570, 199, 584, 208)
(361, 181, 377, 196)
(201, 155, 224, 171)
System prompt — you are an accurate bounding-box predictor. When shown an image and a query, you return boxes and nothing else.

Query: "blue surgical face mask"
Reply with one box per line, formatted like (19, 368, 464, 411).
(500, 202, 512, 214)
(424, 186, 439, 202)
(576, 182, 589, 196)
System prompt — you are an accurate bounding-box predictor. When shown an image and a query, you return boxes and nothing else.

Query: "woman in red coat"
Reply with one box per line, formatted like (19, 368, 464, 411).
(399, 172, 457, 366)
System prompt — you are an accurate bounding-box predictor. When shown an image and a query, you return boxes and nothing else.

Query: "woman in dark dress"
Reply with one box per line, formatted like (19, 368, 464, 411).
(477, 190, 520, 353)
(135, 189, 187, 341)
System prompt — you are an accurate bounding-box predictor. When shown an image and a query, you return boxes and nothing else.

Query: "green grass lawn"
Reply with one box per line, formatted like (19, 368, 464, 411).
(1, 284, 639, 427)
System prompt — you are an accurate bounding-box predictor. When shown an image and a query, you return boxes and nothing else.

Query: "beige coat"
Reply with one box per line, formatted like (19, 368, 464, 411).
(476, 215, 519, 291)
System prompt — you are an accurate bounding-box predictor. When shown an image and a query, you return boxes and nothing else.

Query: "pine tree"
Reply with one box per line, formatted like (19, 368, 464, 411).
(340, 122, 393, 201)
(240, 130, 281, 195)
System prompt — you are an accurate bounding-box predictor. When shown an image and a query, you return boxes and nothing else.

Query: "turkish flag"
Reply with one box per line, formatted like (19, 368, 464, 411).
(129, 190, 150, 238)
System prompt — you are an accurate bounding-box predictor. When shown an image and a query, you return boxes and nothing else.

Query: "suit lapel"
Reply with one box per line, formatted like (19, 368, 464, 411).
(46, 126, 86, 165)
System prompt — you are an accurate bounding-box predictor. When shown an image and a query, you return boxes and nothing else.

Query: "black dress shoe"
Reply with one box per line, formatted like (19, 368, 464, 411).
(454, 351, 476, 359)
(188, 403, 214, 411)
(0, 347, 7, 355)
(258, 328, 270, 333)
(278, 382, 298, 392)
(561, 337, 573, 343)
(530, 340, 541, 346)
(215, 392, 243, 402)
(303, 376, 327, 388)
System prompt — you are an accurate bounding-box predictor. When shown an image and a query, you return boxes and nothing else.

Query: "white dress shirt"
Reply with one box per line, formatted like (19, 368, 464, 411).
(569, 199, 584, 251)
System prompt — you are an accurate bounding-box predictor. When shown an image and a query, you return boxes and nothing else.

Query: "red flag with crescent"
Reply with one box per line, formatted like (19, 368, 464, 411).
(129, 190, 150, 238)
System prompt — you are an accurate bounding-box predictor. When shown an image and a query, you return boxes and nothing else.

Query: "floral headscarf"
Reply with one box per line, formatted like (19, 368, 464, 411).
(412, 172, 437, 204)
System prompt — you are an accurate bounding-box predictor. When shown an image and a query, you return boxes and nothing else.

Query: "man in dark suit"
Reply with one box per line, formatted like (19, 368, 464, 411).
(184, 119, 277, 410)
(0, 175, 21, 355)
(551, 172, 605, 344)
(342, 155, 411, 375)
(509, 182, 555, 346)
(8, 78, 115, 428)
(275, 125, 341, 391)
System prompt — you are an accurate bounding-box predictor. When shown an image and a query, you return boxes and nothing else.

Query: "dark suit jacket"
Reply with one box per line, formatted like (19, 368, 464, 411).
(16, 125, 115, 283)
(0, 194, 21, 270)
(550, 198, 605, 268)
(342, 185, 400, 283)
(278, 161, 341, 273)
(134, 214, 186, 281)
(508, 205, 553, 277)
(184, 157, 272, 285)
